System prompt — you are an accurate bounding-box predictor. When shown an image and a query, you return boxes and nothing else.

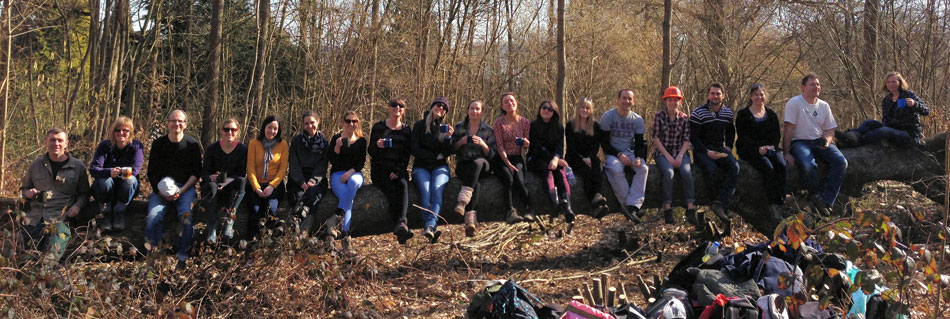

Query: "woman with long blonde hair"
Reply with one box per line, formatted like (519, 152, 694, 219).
(565, 97, 608, 218)
(324, 111, 367, 251)
(842, 72, 930, 147)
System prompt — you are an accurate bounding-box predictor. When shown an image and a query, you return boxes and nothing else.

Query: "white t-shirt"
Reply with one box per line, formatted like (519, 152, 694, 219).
(783, 95, 837, 141)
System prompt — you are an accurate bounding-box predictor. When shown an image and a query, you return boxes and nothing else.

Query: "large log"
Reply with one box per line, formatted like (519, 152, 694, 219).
(1, 133, 945, 245)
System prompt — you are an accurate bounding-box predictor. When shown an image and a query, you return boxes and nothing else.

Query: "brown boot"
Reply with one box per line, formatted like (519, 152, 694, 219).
(464, 210, 477, 237)
(505, 207, 524, 224)
(454, 186, 474, 216)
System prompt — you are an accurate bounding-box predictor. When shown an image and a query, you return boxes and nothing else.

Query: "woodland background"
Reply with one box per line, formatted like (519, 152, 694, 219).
(0, 0, 948, 192)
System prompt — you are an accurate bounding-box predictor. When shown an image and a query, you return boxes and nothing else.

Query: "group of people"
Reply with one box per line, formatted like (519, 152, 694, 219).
(19, 72, 928, 269)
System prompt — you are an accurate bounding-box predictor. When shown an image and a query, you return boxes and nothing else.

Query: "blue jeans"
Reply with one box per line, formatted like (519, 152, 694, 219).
(855, 120, 914, 145)
(146, 184, 197, 261)
(92, 176, 138, 213)
(693, 146, 739, 209)
(790, 140, 848, 205)
(745, 149, 787, 205)
(330, 171, 363, 232)
(654, 153, 695, 206)
(412, 166, 451, 230)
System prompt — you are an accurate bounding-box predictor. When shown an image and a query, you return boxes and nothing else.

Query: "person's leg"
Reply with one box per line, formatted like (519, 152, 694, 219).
(92, 177, 115, 206)
(429, 165, 451, 228)
(413, 168, 435, 227)
(145, 193, 169, 250)
(862, 126, 914, 146)
(790, 140, 820, 196)
(543, 170, 558, 203)
(746, 152, 777, 203)
(554, 167, 571, 197)
(339, 172, 363, 232)
(465, 159, 489, 211)
(626, 152, 649, 208)
(201, 181, 222, 243)
(814, 144, 848, 206)
(45, 221, 71, 265)
(509, 156, 533, 211)
(767, 150, 788, 205)
(174, 186, 197, 261)
(222, 177, 246, 239)
(603, 155, 629, 205)
(692, 149, 721, 197)
(679, 153, 696, 206)
(654, 154, 675, 207)
(587, 156, 603, 200)
(715, 150, 739, 210)
(854, 119, 883, 135)
(114, 176, 138, 208)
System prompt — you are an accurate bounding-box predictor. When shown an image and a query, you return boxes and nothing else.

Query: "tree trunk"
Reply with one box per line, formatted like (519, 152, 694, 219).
(201, 0, 224, 146)
(861, 0, 879, 116)
(554, 0, 565, 117)
(0, 0, 11, 193)
(660, 0, 672, 100)
(248, 0, 271, 133)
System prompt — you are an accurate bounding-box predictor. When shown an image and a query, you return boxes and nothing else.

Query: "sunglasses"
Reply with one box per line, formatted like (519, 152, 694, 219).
(114, 129, 130, 133)
(344, 119, 360, 124)
(434, 103, 447, 110)
(391, 104, 406, 109)
(221, 127, 238, 132)
(540, 105, 555, 112)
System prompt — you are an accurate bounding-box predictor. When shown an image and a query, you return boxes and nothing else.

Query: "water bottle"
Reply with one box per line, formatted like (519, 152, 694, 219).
(701, 241, 720, 263)
(564, 166, 576, 184)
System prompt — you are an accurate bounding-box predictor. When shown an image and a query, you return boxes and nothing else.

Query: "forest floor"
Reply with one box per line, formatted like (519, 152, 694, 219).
(1, 181, 947, 318)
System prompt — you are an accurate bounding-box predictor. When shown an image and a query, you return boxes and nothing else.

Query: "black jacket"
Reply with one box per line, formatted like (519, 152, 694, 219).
(411, 112, 455, 171)
(527, 118, 565, 172)
(734, 107, 781, 161)
(452, 118, 496, 162)
(288, 132, 329, 185)
(565, 121, 604, 164)
(368, 120, 412, 180)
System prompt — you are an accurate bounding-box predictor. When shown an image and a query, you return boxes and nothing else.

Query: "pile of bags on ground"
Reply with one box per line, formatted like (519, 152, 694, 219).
(467, 237, 897, 319)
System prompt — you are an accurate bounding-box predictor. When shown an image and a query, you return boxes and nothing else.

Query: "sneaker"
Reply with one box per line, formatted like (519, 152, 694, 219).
(591, 193, 607, 208)
(521, 208, 536, 222)
(622, 206, 642, 224)
(423, 227, 441, 244)
(663, 208, 675, 224)
(810, 195, 831, 217)
(324, 214, 341, 239)
(98, 203, 113, 232)
(591, 205, 609, 220)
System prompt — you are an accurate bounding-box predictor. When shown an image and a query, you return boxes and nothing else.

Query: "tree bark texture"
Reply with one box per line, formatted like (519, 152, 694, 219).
(2, 134, 945, 248)
(555, 0, 565, 113)
(660, 0, 672, 100)
(201, 0, 224, 146)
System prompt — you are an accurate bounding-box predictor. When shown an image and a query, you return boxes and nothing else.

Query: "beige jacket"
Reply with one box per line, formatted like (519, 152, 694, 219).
(20, 154, 90, 226)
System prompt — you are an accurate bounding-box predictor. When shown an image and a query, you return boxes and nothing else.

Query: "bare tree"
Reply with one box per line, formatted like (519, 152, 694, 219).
(202, 0, 224, 145)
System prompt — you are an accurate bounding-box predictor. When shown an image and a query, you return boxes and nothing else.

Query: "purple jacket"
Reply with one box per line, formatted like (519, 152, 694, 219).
(88, 139, 144, 179)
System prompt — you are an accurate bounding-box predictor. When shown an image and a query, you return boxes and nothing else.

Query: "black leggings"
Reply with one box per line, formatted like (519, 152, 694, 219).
(457, 158, 490, 211)
(373, 171, 410, 224)
(567, 156, 603, 202)
(496, 155, 532, 211)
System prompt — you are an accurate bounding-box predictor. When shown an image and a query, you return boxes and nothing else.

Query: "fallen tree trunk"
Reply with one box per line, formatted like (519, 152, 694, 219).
(1, 133, 945, 245)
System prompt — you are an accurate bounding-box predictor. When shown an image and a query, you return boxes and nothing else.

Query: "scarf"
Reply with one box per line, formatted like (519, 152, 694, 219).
(261, 138, 278, 180)
(302, 131, 326, 155)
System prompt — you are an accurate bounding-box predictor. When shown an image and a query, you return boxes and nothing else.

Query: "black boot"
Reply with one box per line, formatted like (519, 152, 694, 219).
(560, 199, 575, 224)
(685, 208, 698, 225)
(663, 208, 675, 224)
(591, 193, 607, 208)
(548, 191, 561, 221)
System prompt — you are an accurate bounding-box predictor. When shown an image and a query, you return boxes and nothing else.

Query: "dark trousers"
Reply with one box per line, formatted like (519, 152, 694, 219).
(457, 158, 490, 211)
(201, 176, 247, 242)
(496, 155, 532, 211)
(247, 183, 285, 239)
(289, 177, 328, 212)
(373, 171, 410, 224)
(744, 149, 787, 205)
(566, 156, 602, 202)
(694, 146, 740, 209)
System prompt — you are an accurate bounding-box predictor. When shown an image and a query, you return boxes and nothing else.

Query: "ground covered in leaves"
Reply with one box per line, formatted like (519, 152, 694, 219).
(1, 181, 948, 318)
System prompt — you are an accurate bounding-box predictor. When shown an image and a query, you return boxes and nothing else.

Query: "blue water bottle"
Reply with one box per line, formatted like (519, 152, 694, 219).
(564, 166, 576, 184)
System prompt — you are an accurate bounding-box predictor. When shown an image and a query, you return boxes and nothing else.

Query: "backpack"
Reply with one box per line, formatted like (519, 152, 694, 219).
(666, 242, 727, 291)
(699, 295, 759, 319)
(490, 280, 546, 319)
(755, 295, 789, 319)
(468, 281, 505, 319)
(645, 288, 694, 319)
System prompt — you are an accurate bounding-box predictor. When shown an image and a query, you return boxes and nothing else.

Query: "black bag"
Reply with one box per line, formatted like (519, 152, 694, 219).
(707, 296, 759, 319)
(666, 242, 727, 291)
(491, 280, 546, 319)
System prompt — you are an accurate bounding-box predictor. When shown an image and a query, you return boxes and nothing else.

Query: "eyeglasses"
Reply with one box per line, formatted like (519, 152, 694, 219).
(344, 119, 359, 124)
(114, 129, 130, 133)
(391, 104, 406, 109)
(168, 119, 186, 124)
(540, 105, 555, 112)
(221, 127, 238, 132)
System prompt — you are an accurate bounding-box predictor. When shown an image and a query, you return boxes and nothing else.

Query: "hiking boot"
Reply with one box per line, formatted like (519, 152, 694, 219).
(98, 203, 113, 232)
(505, 208, 524, 224)
(559, 199, 575, 224)
(810, 194, 831, 217)
(423, 226, 441, 244)
(622, 205, 642, 224)
(685, 208, 698, 225)
(710, 202, 729, 223)
(591, 205, 609, 220)
(454, 186, 474, 216)
(464, 211, 477, 237)
(591, 193, 607, 208)
(394, 220, 413, 245)
(663, 208, 675, 224)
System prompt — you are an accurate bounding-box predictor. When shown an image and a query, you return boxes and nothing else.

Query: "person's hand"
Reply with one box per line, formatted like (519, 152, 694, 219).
(759, 146, 768, 155)
(340, 171, 353, 183)
(263, 186, 274, 197)
(548, 159, 558, 171)
(707, 150, 720, 159)
(377, 138, 385, 148)
(906, 98, 915, 108)
(67, 206, 81, 218)
(583, 157, 592, 167)
(334, 137, 344, 153)
(506, 162, 519, 173)
(24, 188, 38, 199)
(446, 125, 455, 136)
(632, 157, 643, 168)
(618, 153, 633, 166)
(162, 192, 180, 201)
(521, 138, 530, 149)
(785, 153, 796, 167)
(558, 159, 568, 167)
(818, 139, 830, 150)
(390, 172, 398, 180)
(254, 188, 265, 198)
(472, 136, 483, 146)
(672, 155, 683, 168)
(110, 167, 121, 178)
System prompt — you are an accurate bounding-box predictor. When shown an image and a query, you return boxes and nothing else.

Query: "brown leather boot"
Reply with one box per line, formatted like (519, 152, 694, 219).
(464, 210, 477, 237)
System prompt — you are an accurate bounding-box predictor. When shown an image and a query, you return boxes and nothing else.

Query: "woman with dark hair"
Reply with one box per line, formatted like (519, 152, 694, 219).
(369, 99, 414, 245)
(565, 98, 607, 218)
(493, 92, 536, 224)
(89, 116, 144, 232)
(452, 99, 495, 237)
(288, 111, 330, 234)
(200, 118, 248, 243)
(527, 100, 574, 224)
(842, 72, 930, 147)
(735, 84, 786, 220)
(325, 111, 367, 251)
(246, 115, 289, 239)
(411, 97, 455, 243)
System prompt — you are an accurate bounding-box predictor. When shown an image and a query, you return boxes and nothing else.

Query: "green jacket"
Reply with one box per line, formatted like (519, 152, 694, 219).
(20, 153, 90, 226)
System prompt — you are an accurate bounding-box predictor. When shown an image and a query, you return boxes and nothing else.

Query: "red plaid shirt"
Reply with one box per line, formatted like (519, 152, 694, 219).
(652, 109, 690, 159)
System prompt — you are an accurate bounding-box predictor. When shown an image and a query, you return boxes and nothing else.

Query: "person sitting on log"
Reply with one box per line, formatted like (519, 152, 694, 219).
(88, 116, 143, 232)
(325, 111, 367, 251)
(689, 82, 739, 225)
(20, 128, 90, 266)
(369, 99, 414, 245)
(199, 118, 248, 244)
(783, 73, 848, 217)
(246, 115, 289, 239)
(411, 97, 455, 243)
(566, 97, 608, 219)
(528, 100, 575, 224)
(652, 87, 696, 225)
(838, 72, 930, 148)
(493, 92, 537, 224)
(452, 99, 495, 237)
(735, 84, 787, 221)
(600, 89, 649, 223)
(146, 110, 202, 270)
(287, 111, 330, 235)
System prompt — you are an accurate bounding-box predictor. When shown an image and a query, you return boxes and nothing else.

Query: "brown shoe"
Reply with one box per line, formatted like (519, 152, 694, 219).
(454, 186, 474, 216)
(464, 210, 477, 237)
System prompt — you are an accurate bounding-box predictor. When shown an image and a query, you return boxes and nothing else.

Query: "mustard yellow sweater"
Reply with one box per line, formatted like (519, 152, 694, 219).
(247, 139, 289, 190)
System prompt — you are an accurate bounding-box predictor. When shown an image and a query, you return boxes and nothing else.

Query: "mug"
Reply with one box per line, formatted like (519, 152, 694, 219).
(120, 167, 133, 178)
(468, 136, 474, 144)
(217, 172, 228, 183)
(383, 138, 393, 148)
(515, 137, 525, 147)
(341, 138, 349, 148)
(439, 124, 450, 133)
(896, 99, 907, 109)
